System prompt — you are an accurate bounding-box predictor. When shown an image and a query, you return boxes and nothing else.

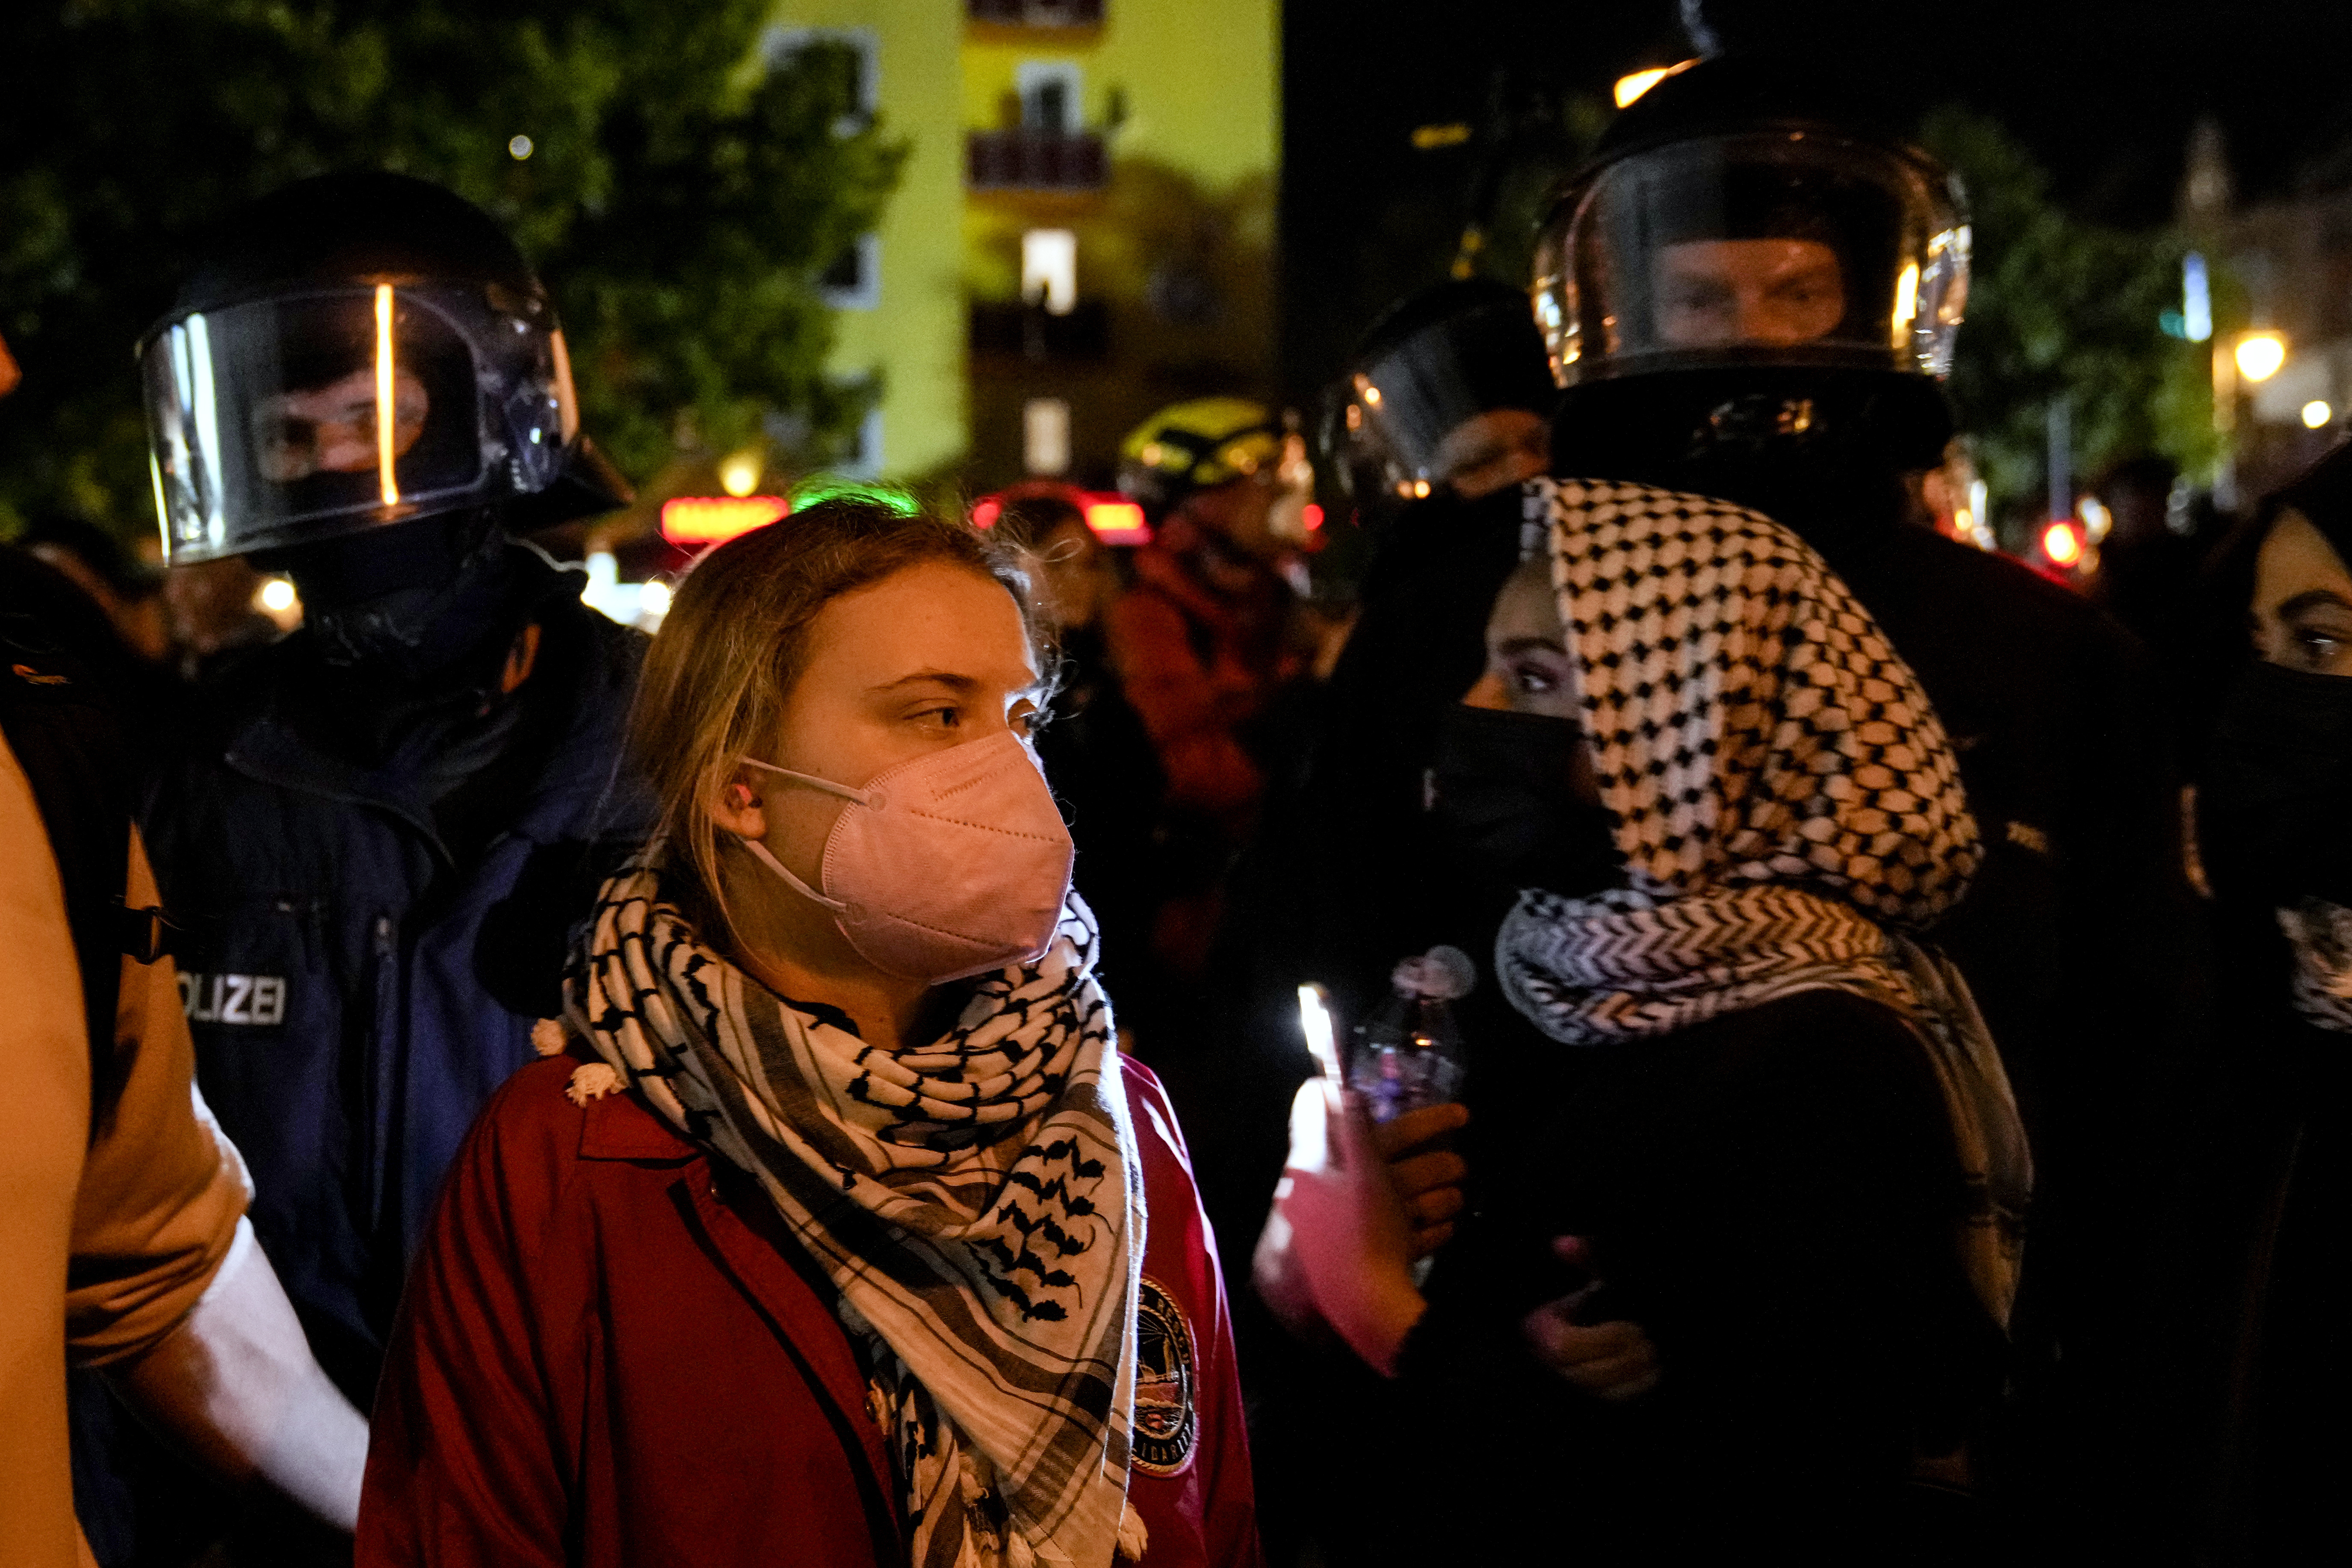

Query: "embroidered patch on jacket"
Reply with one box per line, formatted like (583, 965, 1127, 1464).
(1132, 1275, 1199, 1476)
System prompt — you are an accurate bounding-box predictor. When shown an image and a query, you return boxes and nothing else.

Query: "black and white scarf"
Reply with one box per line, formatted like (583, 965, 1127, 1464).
(2279, 896, 2352, 1032)
(1497, 479, 2032, 1321)
(565, 859, 1143, 1568)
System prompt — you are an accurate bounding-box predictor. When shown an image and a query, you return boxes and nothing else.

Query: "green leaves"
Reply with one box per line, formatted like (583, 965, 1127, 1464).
(0, 0, 903, 534)
(1920, 107, 2216, 540)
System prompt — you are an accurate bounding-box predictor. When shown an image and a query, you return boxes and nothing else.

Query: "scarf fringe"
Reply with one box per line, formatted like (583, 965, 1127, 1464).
(1116, 1500, 1150, 1563)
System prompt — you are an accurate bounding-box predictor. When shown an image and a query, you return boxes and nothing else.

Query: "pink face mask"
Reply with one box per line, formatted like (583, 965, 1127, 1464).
(737, 729, 1076, 983)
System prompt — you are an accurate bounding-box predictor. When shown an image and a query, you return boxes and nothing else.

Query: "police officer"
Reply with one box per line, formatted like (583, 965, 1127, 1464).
(1280, 43, 2201, 1566)
(127, 171, 653, 1559)
(1326, 277, 1557, 517)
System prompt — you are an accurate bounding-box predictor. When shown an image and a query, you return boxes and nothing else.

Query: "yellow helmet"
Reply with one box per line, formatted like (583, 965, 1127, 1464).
(1118, 397, 1282, 517)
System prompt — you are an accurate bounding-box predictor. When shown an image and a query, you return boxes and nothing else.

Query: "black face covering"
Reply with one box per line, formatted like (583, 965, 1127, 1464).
(1550, 369, 1950, 561)
(2201, 659, 2352, 909)
(263, 511, 582, 770)
(1428, 703, 1623, 902)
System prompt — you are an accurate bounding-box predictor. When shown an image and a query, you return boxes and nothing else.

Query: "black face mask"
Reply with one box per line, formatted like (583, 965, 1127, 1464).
(1427, 703, 1623, 902)
(1549, 369, 1949, 561)
(2201, 659, 2352, 909)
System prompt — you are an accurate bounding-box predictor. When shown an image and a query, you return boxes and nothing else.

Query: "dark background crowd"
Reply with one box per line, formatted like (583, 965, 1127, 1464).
(10, 1, 2352, 1566)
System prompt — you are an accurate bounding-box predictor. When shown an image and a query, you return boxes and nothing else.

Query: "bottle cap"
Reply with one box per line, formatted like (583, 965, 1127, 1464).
(1391, 944, 1477, 1001)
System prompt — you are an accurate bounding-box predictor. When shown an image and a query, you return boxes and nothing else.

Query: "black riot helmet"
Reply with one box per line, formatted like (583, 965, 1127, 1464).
(1327, 279, 1558, 500)
(1533, 50, 1969, 495)
(139, 171, 630, 565)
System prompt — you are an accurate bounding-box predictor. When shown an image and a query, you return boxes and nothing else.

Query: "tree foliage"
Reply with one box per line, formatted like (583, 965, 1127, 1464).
(1920, 106, 2216, 539)
(0, 0, 904, 537)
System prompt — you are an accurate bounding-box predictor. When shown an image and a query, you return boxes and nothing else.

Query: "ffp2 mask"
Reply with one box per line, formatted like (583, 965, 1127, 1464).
(738, 729, 1076, 984)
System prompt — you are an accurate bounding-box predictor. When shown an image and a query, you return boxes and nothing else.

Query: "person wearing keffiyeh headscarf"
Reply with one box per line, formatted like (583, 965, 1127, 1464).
(1271, 477, 2027, 1565)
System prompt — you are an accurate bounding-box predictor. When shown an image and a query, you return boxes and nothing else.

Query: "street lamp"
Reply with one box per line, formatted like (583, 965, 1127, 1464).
(2213, 329, 2292, 509)
(2235, 330, 2288, 383)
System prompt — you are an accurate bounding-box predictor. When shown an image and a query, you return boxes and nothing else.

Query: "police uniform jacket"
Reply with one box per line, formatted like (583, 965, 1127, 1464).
(140, 591, 651, 1400)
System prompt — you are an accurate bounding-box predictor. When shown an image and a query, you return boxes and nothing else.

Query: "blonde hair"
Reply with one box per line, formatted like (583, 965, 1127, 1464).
(630, 490, 1036, 945)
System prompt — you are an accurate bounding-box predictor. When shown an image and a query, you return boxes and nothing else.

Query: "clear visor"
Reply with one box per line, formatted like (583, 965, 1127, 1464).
(141, 283, 579, 562)
(1336, 306, 1557, 495)
(1533, 132, 1969, 388)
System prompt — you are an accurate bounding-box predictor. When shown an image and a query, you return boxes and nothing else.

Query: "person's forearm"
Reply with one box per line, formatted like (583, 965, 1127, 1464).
(107, 1220, 369, 1532)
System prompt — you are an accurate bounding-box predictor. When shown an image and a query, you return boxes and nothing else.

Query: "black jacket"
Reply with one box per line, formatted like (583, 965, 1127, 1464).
(1368, 988, 2001, 1565)
(139, 589, 652, 1399)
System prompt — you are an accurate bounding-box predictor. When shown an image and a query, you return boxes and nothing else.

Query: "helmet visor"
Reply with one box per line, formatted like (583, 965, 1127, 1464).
(141, 283, 577, 562)
(1352, 299, 1557, 484)
(1534, 132, 1968, 387)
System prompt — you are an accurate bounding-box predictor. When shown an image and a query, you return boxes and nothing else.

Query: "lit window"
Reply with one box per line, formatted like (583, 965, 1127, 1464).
(764, 25, 879, 134)
(819, 233, 882, 310)
(1015, 60, 1083, 134)
(1022, 229, 1078, 316)
(1024, 398, 1071, 475)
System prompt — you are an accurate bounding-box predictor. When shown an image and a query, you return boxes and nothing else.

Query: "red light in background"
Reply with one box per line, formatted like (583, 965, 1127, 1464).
(2041, 520, 2083, 567)
(662, 495, 789, 545)
(1303, 502, 1324, 531)
(969, 489, 1152, 546)
(1083, 498, 1149, 546)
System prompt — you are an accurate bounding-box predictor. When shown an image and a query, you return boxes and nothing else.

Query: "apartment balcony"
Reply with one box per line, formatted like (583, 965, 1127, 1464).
(966, 0, 1103, 27)
(970, 299, 1111, 363)
(966, 129, 1108, 192)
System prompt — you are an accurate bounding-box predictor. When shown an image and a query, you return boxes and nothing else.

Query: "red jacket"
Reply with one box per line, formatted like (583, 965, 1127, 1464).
(357, 1050, 1262, 1568)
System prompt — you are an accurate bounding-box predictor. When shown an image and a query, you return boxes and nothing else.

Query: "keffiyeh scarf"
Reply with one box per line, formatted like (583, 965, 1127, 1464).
(566, 859, 1143, 1568)
(2279, 896, 2352, 1032)
(1497, 479, 2032, 1321)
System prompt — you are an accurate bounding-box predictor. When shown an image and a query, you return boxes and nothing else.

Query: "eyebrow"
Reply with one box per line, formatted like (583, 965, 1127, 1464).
(870, 670, 980, 694)
(1494, 634, 1568, 657)
(2278, 588, 2352, 620)
(869, 669, 1047, 698)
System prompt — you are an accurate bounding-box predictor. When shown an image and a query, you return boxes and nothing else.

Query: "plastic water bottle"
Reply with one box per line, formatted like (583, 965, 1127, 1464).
(1349, 945, 1474, 1124)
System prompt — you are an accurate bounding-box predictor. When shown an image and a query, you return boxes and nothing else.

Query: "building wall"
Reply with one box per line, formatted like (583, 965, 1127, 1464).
(960, 0, 1283, 489)
(766, 0, 968, 481)
(960, 1, 1279, 190)
(761, 1, 1281, 489)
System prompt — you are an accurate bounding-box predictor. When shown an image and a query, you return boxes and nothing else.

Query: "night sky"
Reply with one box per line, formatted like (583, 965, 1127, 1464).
(1279, 0, 2352, 403)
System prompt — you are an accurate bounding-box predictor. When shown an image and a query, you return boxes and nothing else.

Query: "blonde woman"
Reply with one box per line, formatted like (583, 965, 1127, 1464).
(358, 494, 1260, 1568)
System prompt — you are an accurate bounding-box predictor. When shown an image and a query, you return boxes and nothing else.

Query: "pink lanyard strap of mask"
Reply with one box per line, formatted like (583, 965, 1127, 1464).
(736, 756, 870, 914)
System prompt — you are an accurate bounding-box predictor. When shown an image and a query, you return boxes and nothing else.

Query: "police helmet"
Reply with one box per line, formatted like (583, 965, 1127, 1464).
(139, 171, 630, 565)
(1533, 54, 1968, 396)
(1330, 279, 1557, 498)
(1118, 398, 1283, 520)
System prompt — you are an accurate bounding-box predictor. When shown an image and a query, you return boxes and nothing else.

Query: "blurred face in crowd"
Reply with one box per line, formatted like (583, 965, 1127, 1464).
(2252, 508, 2352, 679)
(165, 556, 269, 654)
(1435, 408, 1551, 502)
(1655, 238, 1847, 348)
(1181, 471, 1285, 562)
(1030, 517, 1115, 633)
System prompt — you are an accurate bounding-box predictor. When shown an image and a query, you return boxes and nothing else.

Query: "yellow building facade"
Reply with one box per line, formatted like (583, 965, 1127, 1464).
(763, 0, 1281, 488)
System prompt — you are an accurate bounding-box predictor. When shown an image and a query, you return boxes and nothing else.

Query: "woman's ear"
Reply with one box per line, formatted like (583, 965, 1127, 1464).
(708, 768, 768, 842)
